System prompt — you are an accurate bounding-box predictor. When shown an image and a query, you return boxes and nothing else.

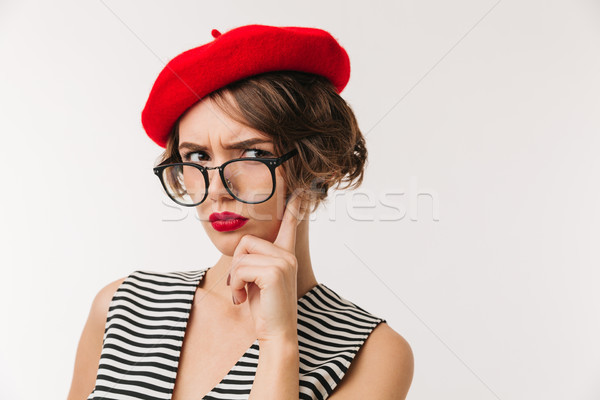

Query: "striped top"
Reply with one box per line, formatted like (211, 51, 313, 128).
(87, 267, 386, 400)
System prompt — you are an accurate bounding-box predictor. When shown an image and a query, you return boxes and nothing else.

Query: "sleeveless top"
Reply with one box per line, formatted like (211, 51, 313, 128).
(87, 267, 386, 400)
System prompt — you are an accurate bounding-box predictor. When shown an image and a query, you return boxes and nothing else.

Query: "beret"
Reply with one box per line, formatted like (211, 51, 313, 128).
(141, 24, 351, 148)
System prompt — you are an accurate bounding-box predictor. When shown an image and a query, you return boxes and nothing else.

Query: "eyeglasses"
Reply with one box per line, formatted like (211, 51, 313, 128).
(153, 149, 299, 206)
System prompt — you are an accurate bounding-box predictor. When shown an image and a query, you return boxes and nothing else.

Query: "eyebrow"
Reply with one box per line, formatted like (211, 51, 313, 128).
(178, 138, 272, 152)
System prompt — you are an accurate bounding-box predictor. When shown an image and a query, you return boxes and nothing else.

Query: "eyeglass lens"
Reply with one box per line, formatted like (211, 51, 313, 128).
(161, 159, 274, 205)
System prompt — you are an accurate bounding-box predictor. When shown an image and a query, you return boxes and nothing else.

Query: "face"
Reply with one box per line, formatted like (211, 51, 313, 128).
(178, 94, 290, 256)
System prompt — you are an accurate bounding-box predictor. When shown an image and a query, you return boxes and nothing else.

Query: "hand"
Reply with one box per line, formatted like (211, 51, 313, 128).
(228, 192, 306, 342)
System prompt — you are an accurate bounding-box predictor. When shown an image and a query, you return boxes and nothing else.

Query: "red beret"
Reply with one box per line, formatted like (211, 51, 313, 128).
(141, 24, 351, 148)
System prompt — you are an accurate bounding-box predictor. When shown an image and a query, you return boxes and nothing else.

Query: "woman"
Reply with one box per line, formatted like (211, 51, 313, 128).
(68, 24, 413, 400)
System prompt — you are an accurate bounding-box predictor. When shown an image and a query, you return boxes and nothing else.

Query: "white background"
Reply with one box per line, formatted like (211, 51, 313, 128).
(1, 1, 599, 399)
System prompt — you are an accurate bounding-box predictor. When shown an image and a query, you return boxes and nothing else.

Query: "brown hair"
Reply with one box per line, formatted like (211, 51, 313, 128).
(155, 70, 367, 214)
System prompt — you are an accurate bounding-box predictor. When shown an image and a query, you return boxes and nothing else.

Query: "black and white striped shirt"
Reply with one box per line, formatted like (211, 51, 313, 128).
(87, 267, 386, 400)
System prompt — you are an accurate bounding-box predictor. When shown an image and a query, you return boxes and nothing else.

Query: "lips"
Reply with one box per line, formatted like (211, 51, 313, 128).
(209, 212, 249, 232)
(209, 211, 248, 222)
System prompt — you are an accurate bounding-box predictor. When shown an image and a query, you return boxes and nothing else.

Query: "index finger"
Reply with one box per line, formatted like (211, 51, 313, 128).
(273, 191, 304, 252)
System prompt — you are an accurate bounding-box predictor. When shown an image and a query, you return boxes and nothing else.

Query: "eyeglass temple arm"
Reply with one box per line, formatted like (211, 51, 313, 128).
(278, 148, 299, 164)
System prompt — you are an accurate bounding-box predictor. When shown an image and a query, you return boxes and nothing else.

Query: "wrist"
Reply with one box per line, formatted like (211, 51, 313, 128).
(259, 334, 298, 350)
(250, 335, 300, 400)
(259, 335, 299, 362)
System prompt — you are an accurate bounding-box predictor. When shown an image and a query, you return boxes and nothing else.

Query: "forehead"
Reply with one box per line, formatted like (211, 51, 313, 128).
(178, 96, 272, 146)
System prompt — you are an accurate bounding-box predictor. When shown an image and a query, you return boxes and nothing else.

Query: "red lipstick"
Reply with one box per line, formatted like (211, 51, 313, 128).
(209, 211, 249, 232)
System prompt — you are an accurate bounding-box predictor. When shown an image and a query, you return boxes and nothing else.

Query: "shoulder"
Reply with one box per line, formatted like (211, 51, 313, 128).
(93, 276, 128, 311)
(86, 275, 129, 340)
(328, 322, 414, 400)
(85, 274, 130, 348)
(66, 275, 129, 400)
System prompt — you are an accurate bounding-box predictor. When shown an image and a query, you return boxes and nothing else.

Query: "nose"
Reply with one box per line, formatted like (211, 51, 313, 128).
(206, 167, 233, 202)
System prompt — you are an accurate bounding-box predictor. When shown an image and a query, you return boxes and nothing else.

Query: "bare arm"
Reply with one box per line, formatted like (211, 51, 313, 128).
(66, 276, 126, 400)
(328, 322, 414, 400)
(248, 336, 300, 400)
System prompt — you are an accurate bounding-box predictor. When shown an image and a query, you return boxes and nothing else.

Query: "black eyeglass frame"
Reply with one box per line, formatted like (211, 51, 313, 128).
(153, 148, 299, 207)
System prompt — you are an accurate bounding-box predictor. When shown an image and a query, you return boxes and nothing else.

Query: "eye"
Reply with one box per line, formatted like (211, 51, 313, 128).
(181, 151, 208, 162)
(181, 148, 273, 163)
(243, 148, 273, 158)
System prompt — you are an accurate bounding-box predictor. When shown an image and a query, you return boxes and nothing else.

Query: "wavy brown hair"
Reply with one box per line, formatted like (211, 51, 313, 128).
(155, 70, 367, 214)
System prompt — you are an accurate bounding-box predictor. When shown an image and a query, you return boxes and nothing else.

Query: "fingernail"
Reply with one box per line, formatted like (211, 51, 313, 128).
(232, 294, 237, 305)
(227, 273, 230, 286)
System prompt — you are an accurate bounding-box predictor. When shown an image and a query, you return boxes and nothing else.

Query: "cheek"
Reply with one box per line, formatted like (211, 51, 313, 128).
(245, 185, 286, 223)
(244, 173, 287, 238)
(194, 171, 289, 246)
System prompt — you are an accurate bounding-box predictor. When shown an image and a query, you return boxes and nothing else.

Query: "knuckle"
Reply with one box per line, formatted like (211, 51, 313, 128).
(285, 253, 298, 269)
(231, 256, 245, 271)
(268, 267, 283, 281)
(240, 234, 252, 246)
(275, 258, 288, 270)
(229, 264, 246, 286)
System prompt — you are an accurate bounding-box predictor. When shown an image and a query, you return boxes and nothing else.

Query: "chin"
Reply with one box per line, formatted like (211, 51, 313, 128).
(201, 222, 239, 254)
(202, 220, 279, 255)
(207, 231, 244, 257)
